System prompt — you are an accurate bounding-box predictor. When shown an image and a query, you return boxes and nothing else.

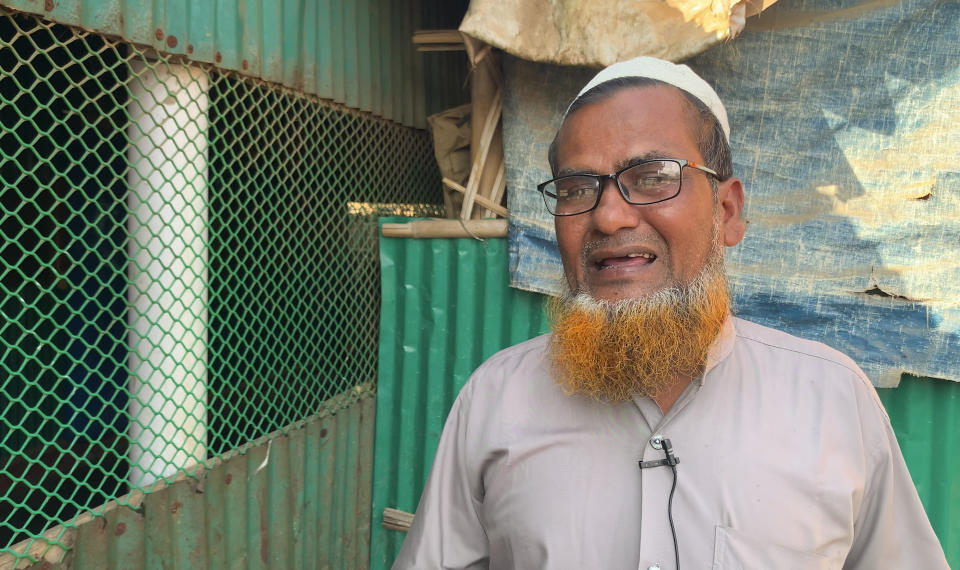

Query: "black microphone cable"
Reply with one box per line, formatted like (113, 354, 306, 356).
(662, 438, 680, 570)
(638, 437, 681, 570)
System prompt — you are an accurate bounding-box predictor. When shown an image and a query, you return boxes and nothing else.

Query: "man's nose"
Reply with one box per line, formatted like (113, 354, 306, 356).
(591, 178, 641, 234)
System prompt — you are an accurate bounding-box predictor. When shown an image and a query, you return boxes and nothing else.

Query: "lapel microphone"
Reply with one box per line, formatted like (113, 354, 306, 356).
(638, 438, 681, 570)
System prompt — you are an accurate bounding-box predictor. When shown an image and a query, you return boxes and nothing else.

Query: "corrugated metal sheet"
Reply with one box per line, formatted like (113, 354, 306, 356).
(13, 394, 376, 570)
(371, 224, 959, 568)
(2, 0, 469, 128)
(370, 221, 549, 568)
(878, 376, 960, 565)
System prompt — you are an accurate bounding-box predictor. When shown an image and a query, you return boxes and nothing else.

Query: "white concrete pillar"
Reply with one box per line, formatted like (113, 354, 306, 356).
(126, 62, 209, 488)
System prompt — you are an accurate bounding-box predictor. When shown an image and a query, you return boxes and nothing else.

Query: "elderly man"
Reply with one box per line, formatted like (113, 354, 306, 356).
(393, 57, 948, 569)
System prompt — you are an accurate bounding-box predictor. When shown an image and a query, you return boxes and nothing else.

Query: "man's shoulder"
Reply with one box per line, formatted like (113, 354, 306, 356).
(458, 334, 555, 403)
(726, 316, 889, 420)
(730, 317, 869, 382)
(478, 334, 551, 370)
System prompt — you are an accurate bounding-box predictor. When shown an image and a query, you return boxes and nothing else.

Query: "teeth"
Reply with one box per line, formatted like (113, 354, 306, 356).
(626, 253, 654, 259)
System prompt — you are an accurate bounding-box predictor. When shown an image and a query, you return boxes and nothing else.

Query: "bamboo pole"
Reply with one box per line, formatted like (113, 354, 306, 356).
(381, 219, 507, 239)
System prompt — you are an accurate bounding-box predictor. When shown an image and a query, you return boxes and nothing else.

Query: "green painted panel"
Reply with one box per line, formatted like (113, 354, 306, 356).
(371, 224, 959, 568)
(370, 221, 550, 569)
(878, 376, 960, 565)
(1, 0, 468, 127)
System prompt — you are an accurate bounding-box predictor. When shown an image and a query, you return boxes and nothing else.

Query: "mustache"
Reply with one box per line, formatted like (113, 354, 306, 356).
(581, 231, 666, 258)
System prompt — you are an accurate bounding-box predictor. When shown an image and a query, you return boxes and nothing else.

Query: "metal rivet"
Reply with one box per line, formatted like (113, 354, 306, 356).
(651, 435, 664, 450)
(647, 564, 661, 570)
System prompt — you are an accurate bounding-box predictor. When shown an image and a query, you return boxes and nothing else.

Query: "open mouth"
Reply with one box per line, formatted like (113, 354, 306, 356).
(596, 252, 656, 270)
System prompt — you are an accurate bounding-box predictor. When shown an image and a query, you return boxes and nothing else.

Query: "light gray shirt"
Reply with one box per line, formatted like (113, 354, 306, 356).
(394, 317, 948, 569)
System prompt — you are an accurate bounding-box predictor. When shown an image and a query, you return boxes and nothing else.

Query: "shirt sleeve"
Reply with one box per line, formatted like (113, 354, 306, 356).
(392, 389, 490, 570)
(843, 382, 949, 569)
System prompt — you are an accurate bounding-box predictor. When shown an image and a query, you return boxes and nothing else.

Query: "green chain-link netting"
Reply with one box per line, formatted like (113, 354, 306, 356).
(0, 8, 443, 559)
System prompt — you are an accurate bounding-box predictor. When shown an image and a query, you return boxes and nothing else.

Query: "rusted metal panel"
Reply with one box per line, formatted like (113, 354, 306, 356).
(14, 394, 376, 569)
(1, 0, 467, 127)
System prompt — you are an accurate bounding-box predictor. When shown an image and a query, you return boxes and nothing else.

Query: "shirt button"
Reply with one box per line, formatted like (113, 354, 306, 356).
(650, 434, 664, 450)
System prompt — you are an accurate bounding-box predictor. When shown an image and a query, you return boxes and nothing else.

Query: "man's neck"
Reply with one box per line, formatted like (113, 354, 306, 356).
(654, 375, 694, 413)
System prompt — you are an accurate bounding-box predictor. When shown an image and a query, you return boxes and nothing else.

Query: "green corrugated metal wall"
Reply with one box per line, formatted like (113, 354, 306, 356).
(2, 0, 469, 127)
(372, 221, 960, 568)
(14, 394, 375, 569)
(878, 376, 960, 564)
(371, 220, 550, 568)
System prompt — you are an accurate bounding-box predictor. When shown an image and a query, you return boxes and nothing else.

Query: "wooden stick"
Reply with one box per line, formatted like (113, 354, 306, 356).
(416, 44, 466, 52)
(381, 219, 507, 239)
(383, 508, 415, 532)
(443, 177, 507, 218)
(412, 30, 464, 45)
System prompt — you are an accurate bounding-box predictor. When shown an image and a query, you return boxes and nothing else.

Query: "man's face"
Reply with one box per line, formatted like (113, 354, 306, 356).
(553, 85, 745, 301)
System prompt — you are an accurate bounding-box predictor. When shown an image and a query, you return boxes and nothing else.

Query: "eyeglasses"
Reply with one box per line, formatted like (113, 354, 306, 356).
(537, 158, 718, 216)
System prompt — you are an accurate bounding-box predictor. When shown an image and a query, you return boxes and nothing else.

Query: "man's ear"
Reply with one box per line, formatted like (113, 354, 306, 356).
(718, 177, 746, 247)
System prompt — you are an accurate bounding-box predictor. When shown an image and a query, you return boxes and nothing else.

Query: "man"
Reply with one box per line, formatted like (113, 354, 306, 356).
(394, 57, 948, 569)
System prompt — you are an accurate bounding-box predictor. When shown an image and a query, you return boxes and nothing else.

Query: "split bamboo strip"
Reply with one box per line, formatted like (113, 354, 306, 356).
(443, 177, 507, 218)
(459, 89, 502, 219)
(487, 159, 507, 217)
(463, 35, 503, 220)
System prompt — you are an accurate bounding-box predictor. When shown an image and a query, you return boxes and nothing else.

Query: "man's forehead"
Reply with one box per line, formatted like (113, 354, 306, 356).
(554, 85, 703, 166)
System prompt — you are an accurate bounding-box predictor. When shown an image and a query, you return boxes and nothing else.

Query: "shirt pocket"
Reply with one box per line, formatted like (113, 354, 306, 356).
(711, 525, 836, 570)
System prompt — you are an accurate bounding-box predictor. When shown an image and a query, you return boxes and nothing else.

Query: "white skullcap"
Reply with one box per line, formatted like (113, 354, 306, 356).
(568, 56, 730, 142)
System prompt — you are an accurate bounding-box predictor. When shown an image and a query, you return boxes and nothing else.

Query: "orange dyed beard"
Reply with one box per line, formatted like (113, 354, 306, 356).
(547, 253, 730, 403)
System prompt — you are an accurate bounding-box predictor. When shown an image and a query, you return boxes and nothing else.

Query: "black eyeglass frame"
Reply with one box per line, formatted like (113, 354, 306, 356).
(536, 158, 719, 216)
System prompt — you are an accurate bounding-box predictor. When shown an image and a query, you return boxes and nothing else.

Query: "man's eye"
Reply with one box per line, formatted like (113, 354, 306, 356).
(634, 175, 676, 189)
(558, 186, 596, 199)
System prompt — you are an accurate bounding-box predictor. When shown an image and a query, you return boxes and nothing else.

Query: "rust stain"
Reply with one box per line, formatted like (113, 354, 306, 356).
(242, 59, 249, 71)
(320, 428, 328, 438)
(154, 28, 164, 41)
(44, 0, 53, 11)
(215, 51, 223, 63)
(171, 501, 182, 514)
(224, 473, 232, 485)
(166, 35, 178, 49)
(914, 192, 933, 201)
(187, 44, 194, 55)
(114, 522, 127, 536)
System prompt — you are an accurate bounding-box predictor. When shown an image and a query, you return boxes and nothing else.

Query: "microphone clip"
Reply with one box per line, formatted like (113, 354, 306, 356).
(638, 438, 680, 470)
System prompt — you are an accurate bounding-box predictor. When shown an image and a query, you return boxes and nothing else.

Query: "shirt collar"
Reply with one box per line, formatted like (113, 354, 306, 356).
(698, 314, 736, 385)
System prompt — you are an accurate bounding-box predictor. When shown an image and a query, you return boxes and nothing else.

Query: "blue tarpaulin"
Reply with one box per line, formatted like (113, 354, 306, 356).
(505, 0, 960, 386)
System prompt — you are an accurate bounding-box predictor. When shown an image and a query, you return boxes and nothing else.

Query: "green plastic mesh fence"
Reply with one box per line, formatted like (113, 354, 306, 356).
(0, 8, 443, 559)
